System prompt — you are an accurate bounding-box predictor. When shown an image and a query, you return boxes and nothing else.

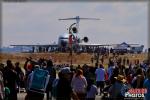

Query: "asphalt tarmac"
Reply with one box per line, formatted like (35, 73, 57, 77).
(17, 92, 102, 100)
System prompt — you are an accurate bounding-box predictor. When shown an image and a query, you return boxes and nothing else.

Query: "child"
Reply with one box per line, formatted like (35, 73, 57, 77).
(86, 79, 98, 100)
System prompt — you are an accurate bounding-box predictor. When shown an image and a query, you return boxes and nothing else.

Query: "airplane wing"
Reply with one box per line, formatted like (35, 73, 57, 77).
(79, 43, 111, 47)
(10, 44, 59, 53)
(10, 44, 58, 47)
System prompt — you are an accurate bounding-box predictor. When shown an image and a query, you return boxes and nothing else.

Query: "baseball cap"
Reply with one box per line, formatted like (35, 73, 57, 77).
(60, 67, 71, 74)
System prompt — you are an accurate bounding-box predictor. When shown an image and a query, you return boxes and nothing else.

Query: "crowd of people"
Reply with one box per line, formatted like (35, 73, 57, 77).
(0, 54, 150, 100)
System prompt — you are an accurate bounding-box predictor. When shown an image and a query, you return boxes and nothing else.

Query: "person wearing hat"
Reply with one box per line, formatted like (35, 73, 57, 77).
(108, 74, 128, 100)
(56, 67, 79, 100)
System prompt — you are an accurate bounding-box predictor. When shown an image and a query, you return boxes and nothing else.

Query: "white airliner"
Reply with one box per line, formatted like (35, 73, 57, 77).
(11, 16, 143, 53)
(11, 16, 111, 53)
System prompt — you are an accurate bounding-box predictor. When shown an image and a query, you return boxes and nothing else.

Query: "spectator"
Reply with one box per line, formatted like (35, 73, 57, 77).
(109, 74, 128, 100)
(45, 60, 56, 100)
(71, 69, 87, 100)
(132, 68, 144, 88)
(107, 62, 115, 81)
(143, 68, 150, 100)
(25, 65, 47, 100)
(0, 71, 5, 100)
(110, 67, 119, 85)
(57, 67, 78, 100)
(15, 62, 25, 91)
(86, 79, 98, 100)
(3, 60, 18, 100)
(125, 67, 133, 85)
(95, 64, 105, 95)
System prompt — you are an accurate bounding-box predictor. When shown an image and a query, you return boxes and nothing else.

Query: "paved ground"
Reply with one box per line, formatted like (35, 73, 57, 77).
(17, 92, 102, 100)
(17, 93, 26, 100)
(18, 93, 47, 100)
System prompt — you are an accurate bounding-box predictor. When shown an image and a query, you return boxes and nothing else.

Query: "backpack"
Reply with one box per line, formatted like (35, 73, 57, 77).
(4, 87, 10, 100)
(28, 68, 50, 94)
(51, 78, 59, 98)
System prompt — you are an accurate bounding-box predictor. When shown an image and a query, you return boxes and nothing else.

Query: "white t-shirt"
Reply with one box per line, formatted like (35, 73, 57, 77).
(95, 68, 105, 82)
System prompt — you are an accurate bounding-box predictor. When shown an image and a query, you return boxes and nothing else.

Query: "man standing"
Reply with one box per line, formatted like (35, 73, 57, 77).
(45, 60, 56, 100)
(143, 67, 150, 100)
(3, 60, 18, 100)
(56, 67, 78, 100)
(0, 71, 4, 100)
(95, 64, 105, 95)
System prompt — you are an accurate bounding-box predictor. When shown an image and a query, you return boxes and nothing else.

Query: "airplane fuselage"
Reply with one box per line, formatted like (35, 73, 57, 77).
(58, 33, 80, 48)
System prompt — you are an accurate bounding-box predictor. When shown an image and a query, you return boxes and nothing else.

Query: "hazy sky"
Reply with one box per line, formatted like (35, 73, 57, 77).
(2, 2, 148, 49)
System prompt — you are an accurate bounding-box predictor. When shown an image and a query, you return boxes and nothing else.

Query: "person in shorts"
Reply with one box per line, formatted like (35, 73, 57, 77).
(95, 64, 105, 95)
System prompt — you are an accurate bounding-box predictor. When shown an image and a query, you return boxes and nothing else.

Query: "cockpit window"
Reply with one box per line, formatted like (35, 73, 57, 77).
(59, 37, 68, 39)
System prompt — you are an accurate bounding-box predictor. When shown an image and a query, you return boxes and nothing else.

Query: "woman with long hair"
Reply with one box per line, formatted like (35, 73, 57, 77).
(71, 69, 87, 100)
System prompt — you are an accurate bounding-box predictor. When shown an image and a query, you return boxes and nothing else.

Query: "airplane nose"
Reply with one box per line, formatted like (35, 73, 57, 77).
(61, 40, 67, 47)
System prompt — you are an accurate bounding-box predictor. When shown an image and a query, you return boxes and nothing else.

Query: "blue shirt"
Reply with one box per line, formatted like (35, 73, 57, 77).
(107, 66, 115, 80)
(95, 68, 105, 81)
(143, 78, 150, 100)
(86, 85, 98, 98)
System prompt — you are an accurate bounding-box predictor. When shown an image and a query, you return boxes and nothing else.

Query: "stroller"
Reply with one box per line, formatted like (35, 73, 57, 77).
(101, 84, 111, 100)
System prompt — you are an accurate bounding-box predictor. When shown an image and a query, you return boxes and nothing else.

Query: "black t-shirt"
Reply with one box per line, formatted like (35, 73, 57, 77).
(56, 78, 72, 100)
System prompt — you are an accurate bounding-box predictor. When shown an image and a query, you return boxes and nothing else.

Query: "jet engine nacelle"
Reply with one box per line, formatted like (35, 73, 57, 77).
(83, 37, 89, 43)
(72, 27, 78, 33)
